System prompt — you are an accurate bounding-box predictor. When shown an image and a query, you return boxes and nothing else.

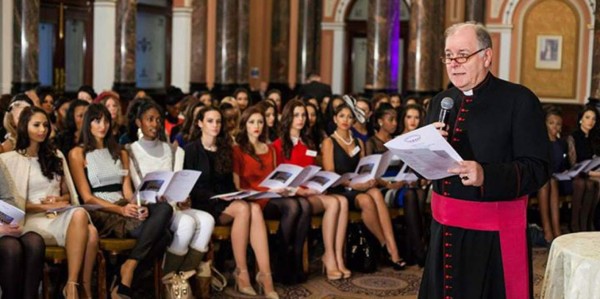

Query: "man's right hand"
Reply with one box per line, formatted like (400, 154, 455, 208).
(432, 121, 449, 138)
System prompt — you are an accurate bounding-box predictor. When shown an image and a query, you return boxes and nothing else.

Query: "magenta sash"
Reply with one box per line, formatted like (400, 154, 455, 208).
(432, 192, 529, 299)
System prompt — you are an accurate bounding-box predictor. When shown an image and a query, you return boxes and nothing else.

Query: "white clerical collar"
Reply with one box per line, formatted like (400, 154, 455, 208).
(462, 89, 474, 96)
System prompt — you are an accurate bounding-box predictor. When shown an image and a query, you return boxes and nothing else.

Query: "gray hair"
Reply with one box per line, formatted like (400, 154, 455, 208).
(445, 22, 492, 50)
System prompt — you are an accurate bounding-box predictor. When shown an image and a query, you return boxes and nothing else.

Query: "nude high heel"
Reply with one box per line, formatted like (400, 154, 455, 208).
(62, 281, 79, 299)
(256, 272, 279, 299)
(321, 256, 342, 280)
(233, 268, 257, 296)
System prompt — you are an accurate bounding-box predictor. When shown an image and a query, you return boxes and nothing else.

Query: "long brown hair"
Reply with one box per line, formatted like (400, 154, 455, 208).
(16, 107, 63, 179)
(193, 107, 233, 173)
(278, 99, 315, 160)
(235, 105, 268, 166)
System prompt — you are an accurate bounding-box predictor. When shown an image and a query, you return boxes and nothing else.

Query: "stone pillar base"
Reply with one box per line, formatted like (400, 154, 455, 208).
(363, 87, 399, 99)
(189, 82, 209, 93)
(112, 82, 137, 102)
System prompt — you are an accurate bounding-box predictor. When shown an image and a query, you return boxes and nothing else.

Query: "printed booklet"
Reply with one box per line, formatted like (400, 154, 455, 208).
(135, 170, 201, 203)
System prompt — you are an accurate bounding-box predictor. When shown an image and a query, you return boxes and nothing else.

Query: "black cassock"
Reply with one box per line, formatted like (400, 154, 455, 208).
(418, 74, 550, 299)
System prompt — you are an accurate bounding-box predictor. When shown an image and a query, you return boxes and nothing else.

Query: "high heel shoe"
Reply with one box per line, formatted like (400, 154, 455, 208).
(233, 268, 257, 296)
(389, 258, 407, 271)
(256, 272, 279, 299)
(321, 257, 342, 280)
(339, 267, 352, 279)
(62, 281, 79, 299)
(110, 275, 132, 299)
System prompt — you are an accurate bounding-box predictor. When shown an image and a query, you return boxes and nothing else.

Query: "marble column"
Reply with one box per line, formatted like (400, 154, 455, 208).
(190, 0, 208, 92)
(296, 0, 321, 85)
(236, 0, 249, 88)
(171, 6, 193, 93)
(269, 0, 291, 98)
(93, 0, 117, 92)
(113, 0, 136, 97)
(1, 0, 14, 94)
(365, 0, 400, 95)
(12, 0, 39, 94)
(590, 3, 600, 100)
(406, 0, 444, 96)
(214, 0, 237, 99)
(465, 0, 485, 23)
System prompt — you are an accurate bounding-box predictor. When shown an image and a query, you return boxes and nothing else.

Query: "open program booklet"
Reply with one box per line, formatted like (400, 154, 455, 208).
(211, 164, 342, 201)
(384, 124, 463, 180)
(330, 151, 394, 187)
(134, 170, 201, 203)
(553, 157, 600, 181)
(0, 201, 25, 225)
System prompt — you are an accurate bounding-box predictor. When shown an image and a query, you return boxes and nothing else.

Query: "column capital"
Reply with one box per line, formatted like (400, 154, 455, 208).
(173, 6, 194, 15)
(94, 0, 117, 7)
(321, 21, 345, 31)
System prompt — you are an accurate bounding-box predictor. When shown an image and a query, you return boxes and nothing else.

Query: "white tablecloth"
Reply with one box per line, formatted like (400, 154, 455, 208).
(541, 232, 600, 299)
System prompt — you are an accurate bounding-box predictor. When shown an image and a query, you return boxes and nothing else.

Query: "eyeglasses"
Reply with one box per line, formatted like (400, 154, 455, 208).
(440, 48, 488, 64)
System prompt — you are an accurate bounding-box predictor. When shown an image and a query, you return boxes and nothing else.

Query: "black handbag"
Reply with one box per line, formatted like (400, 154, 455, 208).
(346, 223, 377, 273)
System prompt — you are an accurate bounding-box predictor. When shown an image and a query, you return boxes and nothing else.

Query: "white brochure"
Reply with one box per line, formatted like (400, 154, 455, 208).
(135, 170, 202, 203)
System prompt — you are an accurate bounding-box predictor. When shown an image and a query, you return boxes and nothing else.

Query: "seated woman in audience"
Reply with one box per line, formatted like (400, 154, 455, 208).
(324, 95, 345, 135)
(0, 107, 99, 298)
(119, 97, 150, 145)
(197, 91, 213, 107)
(305, 102, 327, 150)
(184, 106, 277, 298)
(77, 85, 96, 103)
(273, 99, 350, 280)
(371, 93, 390, 111)
(538, 108, 567, 243)
(389, 93, 402, 109)
(55, 100, 90, 157)
(567, 106, 600, 232)
(367, 104, 427, 265)
(54, 96, 72, 132)
(234, 105, 310, 287)
(258, 100, 279, 143)
(97, 91, 126, 141)
(126, 101, 214, 293)
(1, 94, 34, 153)
(266, 89, 283, 114)
(322, 102, 406, 270)
(173, 101, 204, 148)
(0, 159, 45, 299)
(69, 104, 173, 298)
(234, 88, 251, 112)
(351, 97, 372, 143)
(220, 101, 240, 142)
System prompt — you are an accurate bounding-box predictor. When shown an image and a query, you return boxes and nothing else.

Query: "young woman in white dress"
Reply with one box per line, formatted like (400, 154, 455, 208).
(126, 100, 215, 292)
(0, 106, 98, 299)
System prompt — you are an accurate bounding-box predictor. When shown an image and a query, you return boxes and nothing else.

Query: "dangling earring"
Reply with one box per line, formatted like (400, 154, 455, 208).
(378, 122, 383, 126)
(580, 120, 583, 124)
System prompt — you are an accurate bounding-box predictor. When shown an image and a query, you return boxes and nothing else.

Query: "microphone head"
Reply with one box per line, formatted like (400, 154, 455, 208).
(441, 97, 454, 110)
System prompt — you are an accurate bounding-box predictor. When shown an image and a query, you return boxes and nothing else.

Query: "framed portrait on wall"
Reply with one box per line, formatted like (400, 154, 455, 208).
(536, 35, 563, 70)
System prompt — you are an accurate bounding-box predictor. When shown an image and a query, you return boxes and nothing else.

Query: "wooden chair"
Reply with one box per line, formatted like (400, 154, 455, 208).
(99, 238, 163, 299)
(43, 246, 106, 299)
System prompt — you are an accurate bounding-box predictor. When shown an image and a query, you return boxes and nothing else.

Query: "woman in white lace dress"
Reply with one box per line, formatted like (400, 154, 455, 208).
(0, 106, 98, 299)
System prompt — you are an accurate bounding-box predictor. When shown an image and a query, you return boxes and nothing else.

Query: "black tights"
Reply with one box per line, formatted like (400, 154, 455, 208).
(571, 177, 600, 232)
(263, 197, 311, 281)
(404, 188, 427, 260)
(0, 232, 45, 299)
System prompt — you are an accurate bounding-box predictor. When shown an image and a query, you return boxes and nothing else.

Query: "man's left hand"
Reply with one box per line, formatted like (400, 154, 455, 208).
(448, 161, 484, 187)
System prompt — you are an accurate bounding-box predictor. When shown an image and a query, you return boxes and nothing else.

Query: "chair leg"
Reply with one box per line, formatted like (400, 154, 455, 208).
(303, 239, 309, 273)
(96, 251, 107, 299)
(154, 257, 163, 299)
(43, 263, 50, 299)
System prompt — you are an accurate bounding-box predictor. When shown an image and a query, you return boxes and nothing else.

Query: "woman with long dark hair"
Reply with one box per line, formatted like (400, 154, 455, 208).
(322, 103, 407, 270)
(69, 104, 173, 298)
(1, 107, 99, 298)
(184, 106, 276, 297)
(0, 159, 45, 299)
(54, 99, 90, 157)
(567, 106, 600, 231)
(233, 105, 310, 287)
(273, 99, 350, 279)
(257, 100, 279, 143)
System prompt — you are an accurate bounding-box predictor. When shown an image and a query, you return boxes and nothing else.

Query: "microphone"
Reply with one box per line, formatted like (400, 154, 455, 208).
(438, 97, 454, 129)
